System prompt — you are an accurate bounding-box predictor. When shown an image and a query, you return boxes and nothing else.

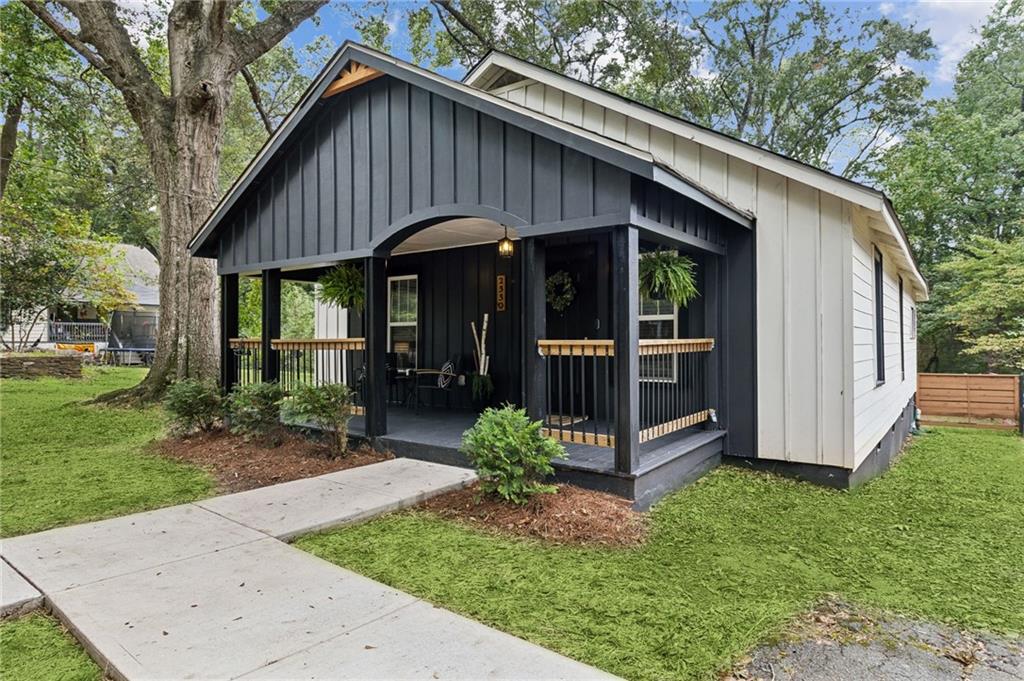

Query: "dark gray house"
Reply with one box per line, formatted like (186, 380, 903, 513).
(190, 43, 926, 508)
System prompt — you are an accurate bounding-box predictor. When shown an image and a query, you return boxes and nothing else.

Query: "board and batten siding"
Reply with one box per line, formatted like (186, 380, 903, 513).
(851, 218, 917, 466)
(490, 78, 854, 468)
(217, 75, 634, 274)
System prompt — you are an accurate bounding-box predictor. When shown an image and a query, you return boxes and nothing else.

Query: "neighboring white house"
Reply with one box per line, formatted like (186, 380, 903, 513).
(457, 52, 925, 483)
(2, 244, 160, 358)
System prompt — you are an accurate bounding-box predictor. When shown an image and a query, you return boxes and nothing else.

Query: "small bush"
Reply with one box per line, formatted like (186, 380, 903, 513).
(164, 379, 222, 434)
(226, 382, 284, 441)
(286, 383, 354, 456)
(460, 404, 566, 504)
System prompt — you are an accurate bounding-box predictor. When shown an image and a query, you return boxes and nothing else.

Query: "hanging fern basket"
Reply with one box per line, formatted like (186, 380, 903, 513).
(639, 250, 699, 308)
(317, 263, 365, 310)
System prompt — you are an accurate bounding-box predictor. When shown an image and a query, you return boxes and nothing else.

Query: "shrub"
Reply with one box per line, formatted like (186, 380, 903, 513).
(460, 404, 566, 504)
(286, 383, 354, 456)
(226, 382, 284, 441)
(164, 379, 222, 434)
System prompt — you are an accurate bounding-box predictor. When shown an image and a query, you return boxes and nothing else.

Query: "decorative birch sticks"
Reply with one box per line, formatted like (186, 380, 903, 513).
(471, 313, 490, 376)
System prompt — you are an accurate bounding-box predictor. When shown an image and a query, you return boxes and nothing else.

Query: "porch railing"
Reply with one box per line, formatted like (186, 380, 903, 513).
(537, 338, 715, 448)
(227, 338, 366, 411)
(48, 321, 108, 343)
(638, 339, 714, 444)
(538, 340, 616, 447)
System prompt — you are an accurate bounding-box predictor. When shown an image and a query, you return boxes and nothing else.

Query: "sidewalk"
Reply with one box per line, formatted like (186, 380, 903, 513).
(2, 458, 615, 680)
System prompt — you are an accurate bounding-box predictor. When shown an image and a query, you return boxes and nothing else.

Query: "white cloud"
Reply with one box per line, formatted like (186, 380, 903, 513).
(902, 0, 996, 82)
(879, 2, 896, 16)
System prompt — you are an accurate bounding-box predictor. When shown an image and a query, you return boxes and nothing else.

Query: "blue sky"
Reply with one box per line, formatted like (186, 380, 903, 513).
(286, 0, 997, 101)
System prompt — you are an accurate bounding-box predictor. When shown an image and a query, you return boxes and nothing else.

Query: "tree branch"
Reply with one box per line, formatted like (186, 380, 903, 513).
(231, 1, 328, 69)
(22, 2, 112, 83)
(240, 66, 273, 134)
(430, 0, 492, 51)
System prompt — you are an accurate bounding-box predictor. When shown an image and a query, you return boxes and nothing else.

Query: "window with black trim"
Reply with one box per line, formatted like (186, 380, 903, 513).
(874, 247, 885, 384)
(898, 275, 905, 381)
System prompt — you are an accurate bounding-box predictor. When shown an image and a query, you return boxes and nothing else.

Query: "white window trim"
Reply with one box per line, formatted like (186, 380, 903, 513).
(639, 294, 679, 383)
(387, 275, 418, 367)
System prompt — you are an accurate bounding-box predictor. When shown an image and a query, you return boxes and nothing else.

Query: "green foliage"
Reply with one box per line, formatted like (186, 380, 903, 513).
(317, 264, 365, 310)
(876, 0, 1024, 372)
(226, 382, 285, 441)
(0, 368, 212, 537)
(237, 278, 315, 339)
(300, 428, 1024, 681)
(470, 373, 495, 403)
(639, 250, 699, 308)
(164, 379, 223, 434)
(933, 237, 1024, 371)
(0, 202, 133, 351)
(460, 405, 565, 504)
(285, 383, 355, 456)
(545, 270, 576, 312)
(0, 613, 102, 681)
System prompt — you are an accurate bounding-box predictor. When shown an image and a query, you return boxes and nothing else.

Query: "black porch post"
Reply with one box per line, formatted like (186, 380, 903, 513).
(364, 256, 388, 437)
(522, 237, 546, 420)
(612, 225, 640, 474)
(261, 268, 281, 383)
(220, 272, 239, 393)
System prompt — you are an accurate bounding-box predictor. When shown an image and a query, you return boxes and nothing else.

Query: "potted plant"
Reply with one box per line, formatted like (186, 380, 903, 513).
(639, 250, 698, 307)
(317, 263, 364, 309)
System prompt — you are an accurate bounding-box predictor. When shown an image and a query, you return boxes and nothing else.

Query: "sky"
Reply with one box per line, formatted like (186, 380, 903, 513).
(286, 0, 999, 101)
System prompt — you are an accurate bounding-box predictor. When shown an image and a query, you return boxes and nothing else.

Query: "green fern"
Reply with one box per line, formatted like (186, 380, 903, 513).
(639, 250, 699, 308)
(317, 264, 364, 310)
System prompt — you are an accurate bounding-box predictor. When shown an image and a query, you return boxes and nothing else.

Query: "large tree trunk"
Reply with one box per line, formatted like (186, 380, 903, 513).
(128, 76, 233, 399)
(0, 95, 23, 203)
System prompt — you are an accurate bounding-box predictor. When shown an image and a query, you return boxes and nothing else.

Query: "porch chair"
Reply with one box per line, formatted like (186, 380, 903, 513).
(412, 356, 460, 413)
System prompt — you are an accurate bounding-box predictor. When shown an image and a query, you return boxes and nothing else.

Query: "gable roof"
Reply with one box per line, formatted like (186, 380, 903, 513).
(464, 50, 927, 296)
(188, 43, 752, 258)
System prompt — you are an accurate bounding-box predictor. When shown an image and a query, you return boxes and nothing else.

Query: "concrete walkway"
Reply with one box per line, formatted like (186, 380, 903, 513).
(2, 459, 614, 680)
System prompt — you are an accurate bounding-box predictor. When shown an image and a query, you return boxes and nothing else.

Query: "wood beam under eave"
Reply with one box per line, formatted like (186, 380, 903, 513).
(321, 62, 384, 99)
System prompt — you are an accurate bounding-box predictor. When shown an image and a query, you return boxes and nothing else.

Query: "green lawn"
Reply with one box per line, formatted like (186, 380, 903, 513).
(0, 614, 101, 681)
(298, 428, 1024, 681)
(0, 367, 212, 537)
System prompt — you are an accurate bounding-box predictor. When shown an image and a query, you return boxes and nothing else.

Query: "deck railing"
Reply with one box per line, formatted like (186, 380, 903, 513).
(537, 338, 715, 448)
(48, 321, 108, 343)
(228, 338, 366, 409)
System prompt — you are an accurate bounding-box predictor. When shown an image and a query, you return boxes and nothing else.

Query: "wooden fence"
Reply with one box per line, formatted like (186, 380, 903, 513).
(918, 373, 1023, 432)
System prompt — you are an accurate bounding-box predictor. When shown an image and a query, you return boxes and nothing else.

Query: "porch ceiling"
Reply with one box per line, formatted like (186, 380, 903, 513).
(391, 218, 517, 255)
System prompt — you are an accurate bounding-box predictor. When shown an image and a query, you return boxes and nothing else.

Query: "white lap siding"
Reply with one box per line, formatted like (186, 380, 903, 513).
(851, 220, 917, 466)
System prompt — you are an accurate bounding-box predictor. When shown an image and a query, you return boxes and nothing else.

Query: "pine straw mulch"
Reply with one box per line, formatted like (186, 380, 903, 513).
(152, 429, 392, 494)
(419, 481, 649, 547)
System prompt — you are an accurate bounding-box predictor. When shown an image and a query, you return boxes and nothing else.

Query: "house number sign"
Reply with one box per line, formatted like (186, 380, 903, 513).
(496, 275, 507, 312)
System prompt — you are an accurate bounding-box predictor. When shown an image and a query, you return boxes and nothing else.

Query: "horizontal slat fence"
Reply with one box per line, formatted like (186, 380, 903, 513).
(918, 373, 1022, 431)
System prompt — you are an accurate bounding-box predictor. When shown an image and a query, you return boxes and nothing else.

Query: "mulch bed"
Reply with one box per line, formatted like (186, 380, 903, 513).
(153, 429, 392, 494)
(419, 482, 649, 547)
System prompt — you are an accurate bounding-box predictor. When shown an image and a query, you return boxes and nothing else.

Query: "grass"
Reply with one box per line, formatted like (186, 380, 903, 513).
(297, 428, 1024, 681)
(0, 614, 102, 681)
(0, 367, 213, 537)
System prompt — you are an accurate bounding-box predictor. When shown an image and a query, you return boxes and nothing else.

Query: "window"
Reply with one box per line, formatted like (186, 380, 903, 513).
(387, 275, 417, 368)
(874, 247, 885, 384)
(639, 293, 677, 382)
(898, 275, 905, 381)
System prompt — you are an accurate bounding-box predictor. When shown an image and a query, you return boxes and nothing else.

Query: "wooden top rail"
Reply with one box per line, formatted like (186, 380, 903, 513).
(538, 340, 615, 357)
(229, 338, 366, 350)
(537, 338, 715, 357)
(639, 338, 715, 355)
